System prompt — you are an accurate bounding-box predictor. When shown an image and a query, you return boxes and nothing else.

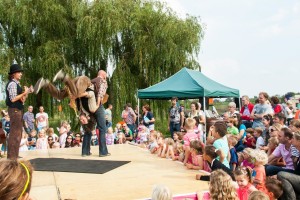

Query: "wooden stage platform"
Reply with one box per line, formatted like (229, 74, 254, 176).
(21, 144, 209, 200)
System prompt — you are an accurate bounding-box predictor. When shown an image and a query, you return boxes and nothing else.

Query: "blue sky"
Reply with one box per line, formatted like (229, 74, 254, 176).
(161, 0, 300, 97)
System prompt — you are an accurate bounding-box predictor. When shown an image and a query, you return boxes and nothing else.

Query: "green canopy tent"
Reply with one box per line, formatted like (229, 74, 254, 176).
(138, 67, 239, 99)
(137, 67, 240, 130)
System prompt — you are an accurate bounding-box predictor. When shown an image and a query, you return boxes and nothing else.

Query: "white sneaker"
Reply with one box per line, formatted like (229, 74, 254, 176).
(53, 69, 65, 82)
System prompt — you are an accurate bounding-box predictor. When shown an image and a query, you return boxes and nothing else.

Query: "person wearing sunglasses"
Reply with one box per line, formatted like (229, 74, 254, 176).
(73, 133, 82, 147)
(65, 136, 74, 148)
(48, 136, 55, 148)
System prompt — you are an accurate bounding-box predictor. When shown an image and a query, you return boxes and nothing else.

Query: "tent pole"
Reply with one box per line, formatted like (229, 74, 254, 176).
(138, 98, 140, 125)
(239, 97, 242, 112)
(203, 96, 206, 144)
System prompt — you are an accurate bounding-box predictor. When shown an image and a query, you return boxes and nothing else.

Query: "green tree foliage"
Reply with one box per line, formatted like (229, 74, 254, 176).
(0, 0, 203, 129)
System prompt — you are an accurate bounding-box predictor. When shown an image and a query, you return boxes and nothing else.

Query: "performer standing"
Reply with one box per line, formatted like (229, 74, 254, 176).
(6, 64, 31, 160)
(91, 70, 110, 157)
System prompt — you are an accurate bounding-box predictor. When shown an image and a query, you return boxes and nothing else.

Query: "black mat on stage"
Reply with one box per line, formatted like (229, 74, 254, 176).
(30, 158, 130, 174)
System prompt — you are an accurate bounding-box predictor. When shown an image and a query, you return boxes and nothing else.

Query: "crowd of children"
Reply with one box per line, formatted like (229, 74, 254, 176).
(127, 111, 300, 200)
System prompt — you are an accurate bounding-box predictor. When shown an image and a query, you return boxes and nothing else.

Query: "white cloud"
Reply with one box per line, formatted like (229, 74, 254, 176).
(158, 0, 300, 97)
(259, 24, 283, 37)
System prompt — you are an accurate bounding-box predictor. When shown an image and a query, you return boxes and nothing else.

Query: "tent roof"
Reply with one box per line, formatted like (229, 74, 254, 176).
(137, 67, 239, 99)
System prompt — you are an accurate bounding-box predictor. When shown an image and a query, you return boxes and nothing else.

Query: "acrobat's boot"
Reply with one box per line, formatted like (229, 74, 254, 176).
(53, 69, 66, 82)
(33, 78, 50, 94)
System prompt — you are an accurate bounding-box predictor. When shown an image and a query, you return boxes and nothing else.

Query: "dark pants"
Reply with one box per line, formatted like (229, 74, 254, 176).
(82, 131, 91, 155)
(7, 107, 23, 160)
(169, 122, 180, 139)
(278, 171, 300, 200)
(95, 105, 108, 155)
(127, 124, 135, 135)
(242, 121, 253, 129)
(25, 127, 34, 134)
(265, 165, 295, 176)
(235, 140, 245, 152)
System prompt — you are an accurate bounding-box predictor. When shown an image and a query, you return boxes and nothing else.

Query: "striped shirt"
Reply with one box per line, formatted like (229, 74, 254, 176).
(7, 79, 20, 101)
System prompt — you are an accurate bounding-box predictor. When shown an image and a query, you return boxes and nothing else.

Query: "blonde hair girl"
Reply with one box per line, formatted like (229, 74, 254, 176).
(234, 167, 257, 200)
(162, 138, 175, 159)
(251, 149, 268, 193)
(198, 169, 238, 200)
(0, 160, 33, 200)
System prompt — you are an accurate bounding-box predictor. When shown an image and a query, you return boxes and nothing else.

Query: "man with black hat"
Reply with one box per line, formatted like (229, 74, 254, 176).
(6, 64, 32, 160)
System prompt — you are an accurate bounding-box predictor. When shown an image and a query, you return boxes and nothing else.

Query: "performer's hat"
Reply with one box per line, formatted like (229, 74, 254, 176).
(8, 64, 23, 74)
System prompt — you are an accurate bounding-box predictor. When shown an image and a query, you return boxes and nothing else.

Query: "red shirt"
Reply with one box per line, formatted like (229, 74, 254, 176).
(273, 104, 282, 114)
(240, 103, 254, 121)
(245, 137, 256, 148)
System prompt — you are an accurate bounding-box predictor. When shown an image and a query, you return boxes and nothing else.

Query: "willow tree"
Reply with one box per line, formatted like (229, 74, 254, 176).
(0, 0, 203, 129)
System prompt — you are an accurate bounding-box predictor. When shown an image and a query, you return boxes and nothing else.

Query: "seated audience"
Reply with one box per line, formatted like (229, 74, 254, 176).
(151, 184, 172, 200)
(254, 127, 265, 149)
(277, 130, 300, 200)
(234, 166, 257, 200)
(265, 177, 283, 200)
(27, 129, 37, 150)
(197, 169, 238, 200)
(251, 149, 268, 194)
(228, 135, 238, 171)
(0, 160, 33, 200)
(185, 140, 204, 170)
(248, 191, 270, 200)
(243, 128, 256, 149)
(65, 135, 74, 148)
(106, 127, 114, 145)
(266, 128, 295, 176)
(36, 129, 48, 150)
(73, 133, 82, 147)
(196, 145, 234, 181)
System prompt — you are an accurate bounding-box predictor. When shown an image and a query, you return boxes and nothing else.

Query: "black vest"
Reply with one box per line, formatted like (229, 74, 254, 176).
(6, 80, 24, 110)
(76, 87, 94, 113)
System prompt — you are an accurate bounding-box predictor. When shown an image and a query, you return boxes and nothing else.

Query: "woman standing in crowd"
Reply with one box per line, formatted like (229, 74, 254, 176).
(142, 104, 155, 131)
(285, 100, 294, 126)
(189, 102, 206, 135)
(121, 103, 137, 133)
